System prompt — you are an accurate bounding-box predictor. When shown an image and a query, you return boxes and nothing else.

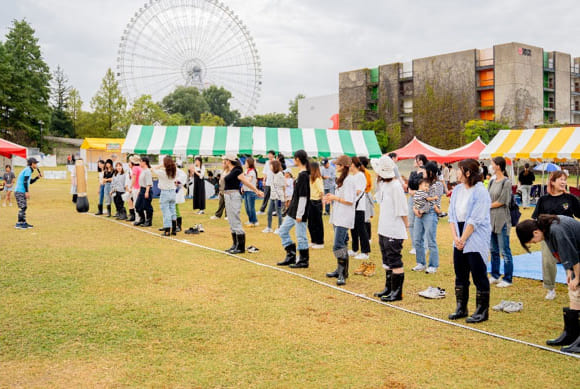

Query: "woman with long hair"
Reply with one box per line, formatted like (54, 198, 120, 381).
(242, 157, 259, 226)
(102, 160, 114, 217)
(407, 154, 428, 254)
(263, 159, 285, 233)
(518, 163, 535, 208)
(307, 161, 325, 248)
(134, 157, 153, 227)
(222, 154, 264, 254)
(532, 170, 580, 299)
(516, 215, 580, 353)
(488, 156, 514, 288)
(448, 159, 491, 323)
(349, 157, 373, 274)
(413, 161, 443, 274)
(95, 160, 105, 215)
(276, 150, 311, 268)
(110, 162, 127, 220)
(324, 155, 356, 285)
(191, 157, 206, 214)
(153, 156, 178, 236)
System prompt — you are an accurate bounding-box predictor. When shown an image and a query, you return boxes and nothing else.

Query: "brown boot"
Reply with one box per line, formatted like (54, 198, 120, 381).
(354, 261, 368, 275)
(363, 262, 376, 277)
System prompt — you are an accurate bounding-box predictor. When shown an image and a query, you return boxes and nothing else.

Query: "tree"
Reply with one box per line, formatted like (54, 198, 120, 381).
(49, 65, 74, 137)
(235, 112, 295, 128)
(463, 119, 510, 144)
(67, 88, 83, 136)
(198, 112, 226, 126)
(0, 41, 11, 139)
(126, 94, 168, 125)
(202, 85, 240, 125)
(3, 19, 51, 144)
(162, 86, 209, 124)
(90, 68, 127, 136)
(287, 93, 305, 127)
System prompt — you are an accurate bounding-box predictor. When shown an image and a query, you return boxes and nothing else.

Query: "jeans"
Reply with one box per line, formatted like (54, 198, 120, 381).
(243, 191, 257, 224)
(414, 209, 439, 268)
(260, 185, 271, 212)
(520, 185, 531, 207)
(98, 184, 105, 205)
(103, 182, 112, 205)
(279, 216, 309, 250)
(407, 195, 415, 246)
(225, 191, 244, 234)
(333, 225, 349, 258)
(324, 187, 335, 214)
(267, 199, 283, 229)
(490, 223, 513, 283)
(159, 189, 177, 228)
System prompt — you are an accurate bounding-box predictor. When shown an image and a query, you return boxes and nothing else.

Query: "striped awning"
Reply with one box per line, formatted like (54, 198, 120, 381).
(480, 128, 580, 160)
(122, 125, 382, 158)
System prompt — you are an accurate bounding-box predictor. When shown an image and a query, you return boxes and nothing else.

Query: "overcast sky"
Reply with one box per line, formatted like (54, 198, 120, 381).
(1, 0, 579, 115)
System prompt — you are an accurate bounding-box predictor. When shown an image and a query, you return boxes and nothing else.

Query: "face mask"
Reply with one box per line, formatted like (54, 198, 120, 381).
(489, 165, 495, 174)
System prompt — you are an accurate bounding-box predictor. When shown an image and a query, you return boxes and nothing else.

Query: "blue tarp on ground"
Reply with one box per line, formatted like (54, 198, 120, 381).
(486, 251, 567, 284)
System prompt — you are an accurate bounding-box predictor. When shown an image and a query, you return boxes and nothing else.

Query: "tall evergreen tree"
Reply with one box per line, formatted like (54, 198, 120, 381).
(49, 65, 74, 137)
(0, 41, 12, 139)
(67, 88, 83, 136)
(3, 19, 51, 143)
(90, 68, 127, 136)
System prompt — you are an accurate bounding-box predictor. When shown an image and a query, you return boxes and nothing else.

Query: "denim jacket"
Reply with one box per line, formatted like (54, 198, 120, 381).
(448, 182, 491, 262)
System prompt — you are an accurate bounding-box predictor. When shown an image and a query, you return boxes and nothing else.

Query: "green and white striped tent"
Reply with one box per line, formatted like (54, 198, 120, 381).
(122, 125, 382, 158)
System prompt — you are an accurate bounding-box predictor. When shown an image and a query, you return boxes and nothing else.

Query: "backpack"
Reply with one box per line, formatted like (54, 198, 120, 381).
(490, 178, 521, 227)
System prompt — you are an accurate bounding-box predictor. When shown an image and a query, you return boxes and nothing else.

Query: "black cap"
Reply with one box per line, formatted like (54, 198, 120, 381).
(27, 157, 39, 165)
(322, 159, 329, 164)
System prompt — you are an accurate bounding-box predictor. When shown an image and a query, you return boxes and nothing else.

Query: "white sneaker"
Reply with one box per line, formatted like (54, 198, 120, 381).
(224, 217, 228, 220)
(369, 239, 372, 245)
(409, 248, 416, 255)
(418, 286, 446, 299)
(244, 221, 253, 225)
(197, 210, 205, 215)
(492, 300, 509, 311)
(489, 276, 500, 284)
(348, 250, 358, 257)
(210, 215, 219, 220)
(412, 264, 426, 272)
(273, 228, 280, 235)
(503, 301, 523, 313)
(256, 211, 265, 215)
(496, 280, 512, 288)
(425, 266, 437, 274)
(545, 289, 556, 300)
(354, 253, 369, 260)
(311, 244, 324, 249)
(262, 227, 273, 233)
(253, 222, 259, 227)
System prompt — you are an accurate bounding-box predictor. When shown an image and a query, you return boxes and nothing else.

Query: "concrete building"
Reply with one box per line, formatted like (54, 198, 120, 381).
(297, 94, 339, 129)
(339, 42, 580, 138)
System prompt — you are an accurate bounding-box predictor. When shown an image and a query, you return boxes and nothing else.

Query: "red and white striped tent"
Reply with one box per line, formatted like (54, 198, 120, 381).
(0, 138, 27, 159)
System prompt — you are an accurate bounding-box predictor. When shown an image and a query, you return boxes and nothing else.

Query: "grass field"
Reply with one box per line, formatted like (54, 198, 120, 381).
(1, 168, 579, 388)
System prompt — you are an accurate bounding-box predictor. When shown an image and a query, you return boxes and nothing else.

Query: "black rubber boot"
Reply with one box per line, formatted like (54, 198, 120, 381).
(226, 233, 237, 253)
(231, 234, 245, 254)
(290, 249, 309, 268)
(466, 290, 489, 323)
(381, 273, 404, 302)
(95, 204, 103, 215)
(161, 227, 170, 236)
(106, 205, 112, 217)
(176, 217, 182, 233)
(561, 334, 580, 353)
(134, 211, 145, 226)
(171, 220, 177, 235)
(449, 285, 469, 320)
(326, 260, 340, 278)
(336, 258, 348, 286)
(127, 209, 135, 222)
(143, 211, 153, 227)
(547, 308, 580, 346)
(277, 243, 296, 266)
(118, 208, 127, 220)
(374, 270, 393, 298)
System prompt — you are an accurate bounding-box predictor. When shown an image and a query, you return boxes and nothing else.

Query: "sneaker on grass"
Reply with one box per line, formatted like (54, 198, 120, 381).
(545, 289, 556, 300)
(273, 228, 280, 235)
(348, 250, 358, 257)
(425, 266, 437, 274)
(311, 244, 324, 249)
(496, 280, 512, 288)
(492, 300, 510, 311)
(354, 253, 369, 260)
(210, 215, 219, 220)
(262, 227, 273, 233)
(409, 248, 416, 255)
(418, 287, 446, 299)
(412, 263, 426, 272)
(489, 276, 500, 284)
(503, 302, 523, 313)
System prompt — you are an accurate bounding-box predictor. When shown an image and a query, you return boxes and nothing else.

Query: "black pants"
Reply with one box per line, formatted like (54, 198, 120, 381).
(15, 192, 27, 223)
(453, 222, 490, 291)
(379, 235, 403, 269)
(135, 187, 153, 219)
(259, 185, 271, 212)
(215, 192, 226, 217)
(307, 199, 324, 245)
(365, 222, 371, 239)
(351, 210, 370, 253)
(114, 192, 125, 214)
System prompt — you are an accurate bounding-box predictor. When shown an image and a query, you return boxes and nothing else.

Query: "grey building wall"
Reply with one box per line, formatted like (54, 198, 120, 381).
(555, 51, 571, 123)
(494, 42, 544, 127)
(378, 63, 401, 123)
(339, 69, 368, 129)
(297, 94, 339, 129)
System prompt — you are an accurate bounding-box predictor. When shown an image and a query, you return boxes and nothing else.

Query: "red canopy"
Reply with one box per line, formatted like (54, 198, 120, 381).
(0, 138, 27, 159)
(390, 137, 486, 164)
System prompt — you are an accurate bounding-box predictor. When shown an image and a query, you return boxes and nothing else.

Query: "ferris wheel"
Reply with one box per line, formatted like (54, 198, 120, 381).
(117, 0, 262, 116)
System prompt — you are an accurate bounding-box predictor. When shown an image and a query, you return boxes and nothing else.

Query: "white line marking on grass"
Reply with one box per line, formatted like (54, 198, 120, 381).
(90, 214, 580, 360)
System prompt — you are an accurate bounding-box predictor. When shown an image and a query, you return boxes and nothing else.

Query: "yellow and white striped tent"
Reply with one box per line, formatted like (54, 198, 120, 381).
(480, 127, 580, 160)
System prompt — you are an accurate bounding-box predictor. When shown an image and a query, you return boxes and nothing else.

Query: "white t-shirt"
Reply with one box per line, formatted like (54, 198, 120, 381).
(243, 169, 257, 192)
(376, 180, 408, 239)
(455, 186, 474, 222)
(285, 177, 294, 200)
(353, 171, 367, 211)
(153, 168, 176, 190)
(263, 160, 274, 186)
(330, 175, 356, 229)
